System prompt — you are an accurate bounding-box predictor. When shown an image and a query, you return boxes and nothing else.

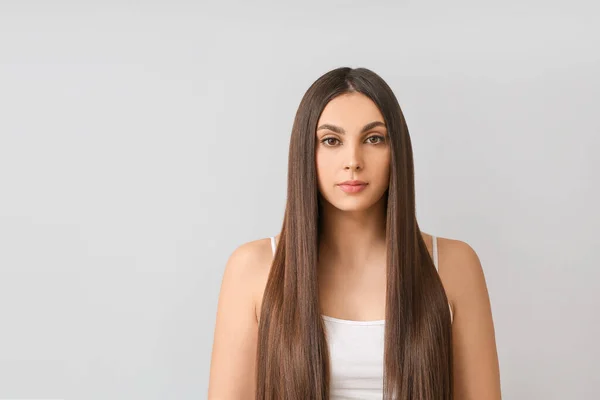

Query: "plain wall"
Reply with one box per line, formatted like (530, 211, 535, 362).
(1, 1, 598, 399)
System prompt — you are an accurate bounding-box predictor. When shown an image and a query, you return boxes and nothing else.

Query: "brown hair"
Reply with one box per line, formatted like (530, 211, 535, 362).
(256, 67, 453, 399)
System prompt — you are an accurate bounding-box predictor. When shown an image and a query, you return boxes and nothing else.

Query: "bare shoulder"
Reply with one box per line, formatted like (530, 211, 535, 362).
(208, 237, 274, 399)
(435, 236, 487, 306)
(223, 237, 274, 321)
(435, 236, 502, 398)
(226, 237, 273, 275)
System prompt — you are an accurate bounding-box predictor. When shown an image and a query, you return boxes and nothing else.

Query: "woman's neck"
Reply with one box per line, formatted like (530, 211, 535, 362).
(318, 197, 387, 271)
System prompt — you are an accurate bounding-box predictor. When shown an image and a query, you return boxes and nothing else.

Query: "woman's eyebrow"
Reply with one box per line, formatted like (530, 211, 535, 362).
(317, 121, 386, 135)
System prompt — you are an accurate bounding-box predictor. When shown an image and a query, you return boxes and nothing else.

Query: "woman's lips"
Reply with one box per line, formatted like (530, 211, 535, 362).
(338, 183, 368, 193)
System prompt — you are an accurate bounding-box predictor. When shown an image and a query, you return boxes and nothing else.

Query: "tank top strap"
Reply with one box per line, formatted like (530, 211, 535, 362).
(432, 235, 453, 323)
(270, 236, 276, 256)
(432, 235, 439, 271)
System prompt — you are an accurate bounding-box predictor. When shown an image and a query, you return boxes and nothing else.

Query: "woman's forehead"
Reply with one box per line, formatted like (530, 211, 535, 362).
(317, 92, 384, 128)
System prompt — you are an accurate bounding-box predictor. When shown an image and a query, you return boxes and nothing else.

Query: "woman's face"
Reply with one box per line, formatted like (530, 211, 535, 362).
(315, 92, 391, 212)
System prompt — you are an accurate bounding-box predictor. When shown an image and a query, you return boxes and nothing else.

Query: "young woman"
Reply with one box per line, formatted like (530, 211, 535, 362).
(208, 67, 501, 399)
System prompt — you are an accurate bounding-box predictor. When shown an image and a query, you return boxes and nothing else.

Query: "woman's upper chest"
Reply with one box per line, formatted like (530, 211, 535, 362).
(318, 260, 387, 321)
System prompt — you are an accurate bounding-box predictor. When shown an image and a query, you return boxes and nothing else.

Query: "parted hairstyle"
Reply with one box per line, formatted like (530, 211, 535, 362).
(256, 67, 453, 400)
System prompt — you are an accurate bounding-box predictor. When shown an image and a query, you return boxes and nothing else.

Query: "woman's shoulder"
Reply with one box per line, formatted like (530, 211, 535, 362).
(224, 236, 276, 322)
(434, 235, 488, 316)
(228, 236, 275, 264)
(434, 235, 483, 280)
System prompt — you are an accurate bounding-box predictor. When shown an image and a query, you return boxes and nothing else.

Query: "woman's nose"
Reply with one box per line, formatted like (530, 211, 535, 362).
(344, 145, 362, 171)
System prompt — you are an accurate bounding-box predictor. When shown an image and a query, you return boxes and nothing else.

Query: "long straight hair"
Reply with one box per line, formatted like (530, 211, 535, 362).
(256, 67, 453, 399)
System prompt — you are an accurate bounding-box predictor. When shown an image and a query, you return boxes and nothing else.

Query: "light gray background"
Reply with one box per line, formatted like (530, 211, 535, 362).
(1, 1, 598, 399)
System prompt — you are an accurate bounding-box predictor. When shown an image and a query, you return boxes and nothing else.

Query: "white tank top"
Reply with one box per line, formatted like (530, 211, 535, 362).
(269, 235, 453, 399)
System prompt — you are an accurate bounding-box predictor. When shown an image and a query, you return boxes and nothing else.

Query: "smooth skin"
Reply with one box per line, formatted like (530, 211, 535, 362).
(208, 92, 502, 399)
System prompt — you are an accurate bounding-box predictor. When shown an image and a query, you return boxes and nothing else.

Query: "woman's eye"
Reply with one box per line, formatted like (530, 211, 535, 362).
(367, 135, 385, 144)
(321, 137, 339, 146)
